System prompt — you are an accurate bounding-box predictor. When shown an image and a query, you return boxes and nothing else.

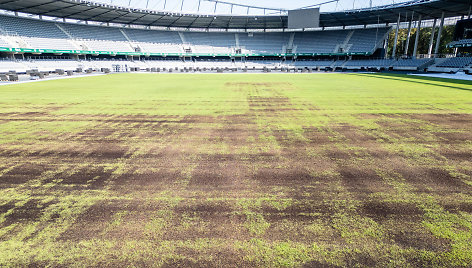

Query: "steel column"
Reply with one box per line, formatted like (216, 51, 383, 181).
(404, 15, 413, 56)
(434, 12, 445, 55)
(428, 18, 437, 56)
(413, 15, 422, 58)
(392, 14, 401, 58)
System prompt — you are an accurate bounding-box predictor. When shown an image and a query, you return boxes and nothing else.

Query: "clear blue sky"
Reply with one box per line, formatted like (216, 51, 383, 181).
(97, 0, 408, 15)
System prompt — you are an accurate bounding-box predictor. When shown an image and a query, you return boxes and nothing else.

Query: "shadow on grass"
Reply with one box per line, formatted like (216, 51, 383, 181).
(350, 73, 472, 92)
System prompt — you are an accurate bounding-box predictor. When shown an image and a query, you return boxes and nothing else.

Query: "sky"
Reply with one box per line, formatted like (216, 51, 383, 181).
(96, 0, 410, 15)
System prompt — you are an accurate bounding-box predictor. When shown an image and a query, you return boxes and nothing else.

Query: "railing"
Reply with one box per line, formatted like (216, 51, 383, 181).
(416, 53, 457, 59)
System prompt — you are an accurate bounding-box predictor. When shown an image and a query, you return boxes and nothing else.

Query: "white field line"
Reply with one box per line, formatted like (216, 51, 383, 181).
(408, 72, 472, 81)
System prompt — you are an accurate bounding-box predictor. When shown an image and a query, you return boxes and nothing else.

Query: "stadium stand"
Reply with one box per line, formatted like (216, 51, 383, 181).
(244, 59, 282, 69)
(0, 59, 29, 72)
(61, 23, 127, 42)
(183, 32, 234, 54)
(348, 28, 390, 53)
(0, 37, 10, 47)
(293, 31, 349, 54)
(194, 58, 235, 69)
(239, 33, 290, 54)
(343, 59, 394, 69)
(291, 59, 335, 68)
(447, 39, 472, 47)
(0, 5, 467, 76)
(0, 15, 76, 50)
(0, 14, 388, 56)
(435, 57, 472, 68)
(391, 58, 435, 70)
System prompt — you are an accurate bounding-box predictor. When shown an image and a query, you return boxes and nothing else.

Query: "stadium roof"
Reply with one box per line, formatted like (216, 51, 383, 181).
(0, 0, 470, 29)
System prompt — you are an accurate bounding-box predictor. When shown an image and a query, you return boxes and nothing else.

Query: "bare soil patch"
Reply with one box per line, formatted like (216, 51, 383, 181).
(362, 200, 421, 221)
(0, 163, 47, 186)
(59, 199, 148, 241)
(188, 155, 250, 191)
(53, 166, 113, 189)
(396, 167, 468, 192)
(252, 168, 314, 186)
(338, 166, 385, 195)
(409, 113, 472, 129)
(2, 199, 56, 227)
(391, 225, 451, 252)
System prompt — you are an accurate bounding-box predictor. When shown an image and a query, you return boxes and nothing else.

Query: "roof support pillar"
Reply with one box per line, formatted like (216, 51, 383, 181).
(413, 15, 422, 58)
(392, 13, 401, 58)
(434, 12, 445, 55)
(428, 18, 437, 57)
(469, 6, 471, 18)
(384, 38, 389, 59)
(404, 15, 413, 56)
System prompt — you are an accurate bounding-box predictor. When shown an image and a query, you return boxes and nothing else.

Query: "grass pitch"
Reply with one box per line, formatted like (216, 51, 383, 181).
(0, 73, 472, 267)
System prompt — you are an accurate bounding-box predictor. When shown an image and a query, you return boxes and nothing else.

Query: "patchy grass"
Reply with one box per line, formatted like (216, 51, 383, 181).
(0, 73, 471, 267)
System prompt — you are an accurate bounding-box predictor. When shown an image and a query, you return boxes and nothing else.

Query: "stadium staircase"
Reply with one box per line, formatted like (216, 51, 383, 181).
(287, 33, 296, 53)
(336, 30, 354, 53)
(119, 28, 140, 52)
(235, 33, 240, 49)
(178, 32, 192, 53)
(55, 24, 84, 50)
(416, 59, 436, 70)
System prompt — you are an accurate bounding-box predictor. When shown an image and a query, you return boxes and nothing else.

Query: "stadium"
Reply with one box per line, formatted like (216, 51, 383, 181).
(0, 0, 471, 266)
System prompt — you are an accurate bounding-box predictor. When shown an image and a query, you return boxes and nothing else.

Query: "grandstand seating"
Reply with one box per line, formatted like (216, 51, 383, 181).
(2, 56, 472, 75)
(436, 57, 472, 68)
(239, 33, 289, 54)
(291, 60, 334, 68)
(184, 32, 234, 54)
(391, 58, 434, 70)
(0, 15, 77, 50)
(244, 59, 281, 68)
(82, 40, 134, 52)
(61, 23, 127, 42)
(0, 14, 389, 55)
(0, 59, 29, 72)
(348, 28, 389, 53)
(0, 15, 67, 39)
(125, 29, 181, 44)
(24, 37, 75, 50)
(0, 14, 468, 75)
(447, 39, 472, 47)
(343, 59, 394, 69)
(194, 58, 234, 68)
(0, 36, 11, 47)
(294, 31, 348, 54)
(22, 59, 82, 71)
